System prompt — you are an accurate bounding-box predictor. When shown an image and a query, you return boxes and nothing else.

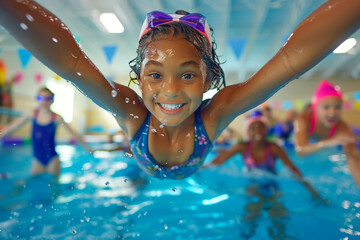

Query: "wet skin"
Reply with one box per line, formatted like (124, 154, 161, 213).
(315, 96, 342, 129)
(139, 36, 208, 130)
(137, 36, 210, 166)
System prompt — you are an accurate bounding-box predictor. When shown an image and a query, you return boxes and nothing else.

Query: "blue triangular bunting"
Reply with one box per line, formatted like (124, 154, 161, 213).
(229, 38, 247, 60)
(17, 48, 32, 69)
(102, 45, 118, 64)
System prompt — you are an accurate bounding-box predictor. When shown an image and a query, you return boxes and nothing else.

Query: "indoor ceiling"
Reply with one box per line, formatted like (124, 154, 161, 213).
(0, 0, 359, 86)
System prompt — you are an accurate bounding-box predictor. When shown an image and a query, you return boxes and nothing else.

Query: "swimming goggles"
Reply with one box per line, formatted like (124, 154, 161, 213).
(36, 95, 54, 102)
(139, 11, 212, 47)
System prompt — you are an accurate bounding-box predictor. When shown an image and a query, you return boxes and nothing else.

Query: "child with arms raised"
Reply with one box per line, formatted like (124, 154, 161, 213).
(207, 110, 321, 199)
(0, 87, 92, 176)
(0, 0, 359, 179)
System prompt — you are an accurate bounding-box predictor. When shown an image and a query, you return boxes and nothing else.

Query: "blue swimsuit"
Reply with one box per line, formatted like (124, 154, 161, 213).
(31, 110, 58, 166)
(130, 108, 213, 179)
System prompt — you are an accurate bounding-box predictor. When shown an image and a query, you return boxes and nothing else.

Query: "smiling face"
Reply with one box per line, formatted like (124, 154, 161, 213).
(248, 121, 268, 143)
(316, 96, 342, 128)
(138, 35, 209, 127)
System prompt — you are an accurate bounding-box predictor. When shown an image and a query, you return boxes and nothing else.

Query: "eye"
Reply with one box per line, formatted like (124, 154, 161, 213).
(150, 73, 161, 79)
(182, 73, 194, 80)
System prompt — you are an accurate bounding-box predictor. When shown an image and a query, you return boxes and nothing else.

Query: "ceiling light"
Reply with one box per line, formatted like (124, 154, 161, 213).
(99, 13, 124, 33)
(333, 38, 356, 54)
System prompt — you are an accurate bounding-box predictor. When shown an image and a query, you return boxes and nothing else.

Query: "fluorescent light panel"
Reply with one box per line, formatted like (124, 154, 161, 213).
(99, 13, 124, 33)
(333, 38, 357, 54)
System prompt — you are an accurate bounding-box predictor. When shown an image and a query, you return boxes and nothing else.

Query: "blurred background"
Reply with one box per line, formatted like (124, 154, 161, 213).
(0, 0, 359, 140)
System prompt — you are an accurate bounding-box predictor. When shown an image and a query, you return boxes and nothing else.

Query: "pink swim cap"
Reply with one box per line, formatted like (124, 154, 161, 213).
(311, 79, 343, 110)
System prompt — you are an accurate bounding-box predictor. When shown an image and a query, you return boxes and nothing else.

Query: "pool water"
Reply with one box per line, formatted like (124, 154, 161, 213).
(0, 144, 359, 239)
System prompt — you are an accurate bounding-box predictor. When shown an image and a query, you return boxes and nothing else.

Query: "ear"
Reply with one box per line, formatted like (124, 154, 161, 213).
(136, 75, 143, 87)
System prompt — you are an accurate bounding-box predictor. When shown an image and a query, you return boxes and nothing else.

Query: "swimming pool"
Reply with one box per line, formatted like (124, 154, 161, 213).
(0, 143, 359, 239)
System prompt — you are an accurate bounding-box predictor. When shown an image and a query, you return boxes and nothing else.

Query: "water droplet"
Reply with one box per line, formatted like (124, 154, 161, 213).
(105, 181, 109, 185)
(26, 14, 34, 22)
(130, 113, 134, 117)
(164, 224, 168, 230)
(76, 72, 82, 76)
(72, 230, 77, 235)
(144, 211, 148, 216)
(125, 98, 129, 103)
(160, 123, 165, 128)
(132, 100, 136, 104)
(172, 187, 176, 192)
(153, 94, 157, 99)
(178, 220, 183, 224)
(178, 149, 184, 153)
(20, 23, 28, 30)
(134, 115, 139, 119)
(124, 153, 133, 158)
(124, 178, 128, 183)
(151, 128, 157, 133)
(161, 134, 165, 137)
(113, 113, 116, 117)
(111, 90, 117, 98)
(52, 37, 58, 43)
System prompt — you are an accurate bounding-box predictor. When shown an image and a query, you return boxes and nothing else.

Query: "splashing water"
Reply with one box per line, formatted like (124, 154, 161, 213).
(111, 90, 117, 98)
(25, 14, 34, 22)
(20, 23, 28, 30)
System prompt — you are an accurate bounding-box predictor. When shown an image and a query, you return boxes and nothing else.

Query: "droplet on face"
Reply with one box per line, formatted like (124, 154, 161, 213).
(132, 100, 136, 105)
(151, 128, 157, 132)
(153, 94, 157, 99)
(125, 98, 129, 103)
(52, 37, 58, 43)
(160, 123, 165, 128)
(76, 72, 82, 76)
(111, 90, 117, 98)
(25, 14, 34, 22)
(20, 23, 28, 30)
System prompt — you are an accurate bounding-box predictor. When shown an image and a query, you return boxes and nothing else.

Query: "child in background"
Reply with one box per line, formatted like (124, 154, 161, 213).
(207, 110, 321, 199)
(0, 87, 93, 176)
(0, 0, 359, 179)
(294, 80, 360, 186)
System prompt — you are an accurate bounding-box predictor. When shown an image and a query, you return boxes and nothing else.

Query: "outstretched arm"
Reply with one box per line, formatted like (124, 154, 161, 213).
(0, 111, 32, 139)
(206, 143, 245, 166)
(273, 143, 323, 200)
(0, 0, 146, 132)
(294, 115, 356, 155)
(56, 115, 93, 154)
(208, 0, 360, 135)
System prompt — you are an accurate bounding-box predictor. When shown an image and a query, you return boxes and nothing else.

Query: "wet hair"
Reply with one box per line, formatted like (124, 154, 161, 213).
(129, 10, 225, 91)
(37, 87, 54, 96)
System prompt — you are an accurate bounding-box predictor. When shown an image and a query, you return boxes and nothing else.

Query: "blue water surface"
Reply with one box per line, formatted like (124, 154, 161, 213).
(0, 143, 359, 240)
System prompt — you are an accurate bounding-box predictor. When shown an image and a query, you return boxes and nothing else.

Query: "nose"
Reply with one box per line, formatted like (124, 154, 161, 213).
(162, 77, 180, 97)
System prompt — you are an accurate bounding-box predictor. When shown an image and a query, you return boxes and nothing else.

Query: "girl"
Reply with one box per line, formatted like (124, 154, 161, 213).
(207, 110, 321, 199)
(0, 0, 359, 179)
(294, 80, 360, 186)
(0, 87, 92, 176)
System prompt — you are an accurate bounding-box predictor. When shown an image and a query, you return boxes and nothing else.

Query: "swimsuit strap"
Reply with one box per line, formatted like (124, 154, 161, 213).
(308, 111, 316, 135)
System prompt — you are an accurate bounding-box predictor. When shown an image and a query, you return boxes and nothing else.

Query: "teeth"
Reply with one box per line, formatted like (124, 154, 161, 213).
(160, 103, 183, 110)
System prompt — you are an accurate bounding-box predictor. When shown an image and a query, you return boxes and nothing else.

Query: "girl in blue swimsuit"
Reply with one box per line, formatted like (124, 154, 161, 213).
(0, 87, 92, 176)
(0, 0, 359, 179)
